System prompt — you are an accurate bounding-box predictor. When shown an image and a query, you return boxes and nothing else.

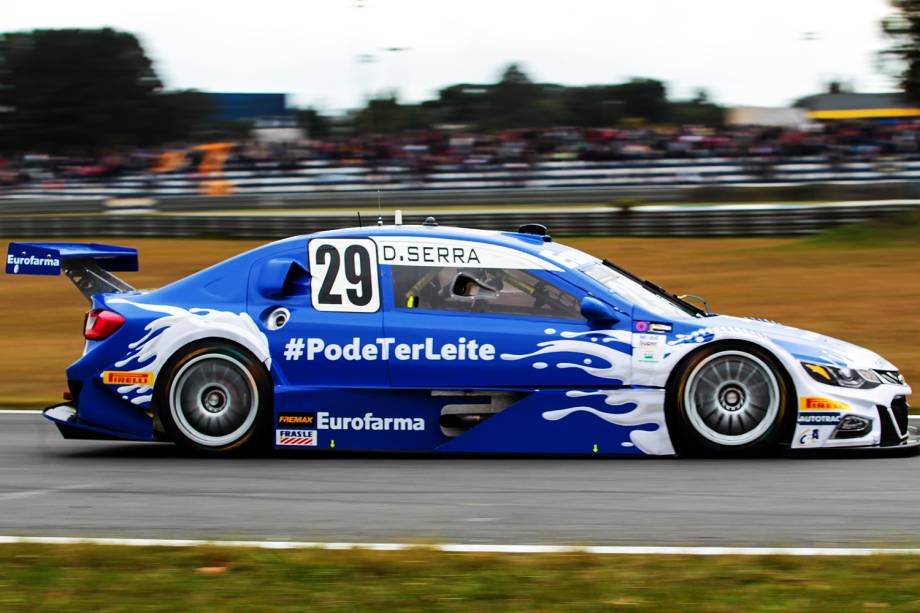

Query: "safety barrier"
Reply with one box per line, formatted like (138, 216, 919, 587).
(6, 181, 920, 217)
(0, 201, 915, 239)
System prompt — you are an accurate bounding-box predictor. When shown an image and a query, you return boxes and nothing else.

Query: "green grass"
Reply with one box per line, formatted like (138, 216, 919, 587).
(2, 544, 920, 612)
(797, 210, 920, 248)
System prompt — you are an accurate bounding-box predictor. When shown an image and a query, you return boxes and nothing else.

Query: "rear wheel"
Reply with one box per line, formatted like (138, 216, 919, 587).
(156, 341, 271, 454)
(667, 343, 792, 457)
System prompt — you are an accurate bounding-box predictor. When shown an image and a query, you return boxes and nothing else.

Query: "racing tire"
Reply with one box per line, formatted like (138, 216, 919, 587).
(154, 340, 272, 455)
(665, 342, 794, 457)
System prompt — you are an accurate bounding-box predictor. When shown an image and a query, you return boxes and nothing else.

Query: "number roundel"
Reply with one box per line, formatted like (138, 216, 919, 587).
(308, 239, 380, 313)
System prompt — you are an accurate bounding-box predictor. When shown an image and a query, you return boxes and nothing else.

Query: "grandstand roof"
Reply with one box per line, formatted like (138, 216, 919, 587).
(794, 92, 920, 120)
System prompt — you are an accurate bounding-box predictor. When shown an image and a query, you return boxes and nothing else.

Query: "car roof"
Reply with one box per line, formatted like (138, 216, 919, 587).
(276, 224, 565, 263)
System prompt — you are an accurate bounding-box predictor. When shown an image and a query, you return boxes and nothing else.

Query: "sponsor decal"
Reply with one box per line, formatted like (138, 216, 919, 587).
(276, 429, 317, 446)
(277, 412, 316, 427)
(797, 428, 821, 446)
(103, 371, 153, 386)
(7, 253, 60, 271)
(800, 397, 850, 411)
(283, 337, 495, 362)
(635, 334, 665, 363)
(634, 321, 672, 334)
(6, 250, 61, 275)
(317, 411, 425, 432)
(797, 411, 842, 426)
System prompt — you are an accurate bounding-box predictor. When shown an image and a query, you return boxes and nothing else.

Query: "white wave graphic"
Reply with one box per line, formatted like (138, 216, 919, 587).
(501, 339, 629, 380)
(542, 389, 674, 455)
(500, 328, 631, 380)
(105, 299, 271, 406)
(559, 329, 631, 344)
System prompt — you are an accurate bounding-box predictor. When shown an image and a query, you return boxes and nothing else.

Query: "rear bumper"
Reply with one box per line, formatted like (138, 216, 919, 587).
(43, 404, 152, 442)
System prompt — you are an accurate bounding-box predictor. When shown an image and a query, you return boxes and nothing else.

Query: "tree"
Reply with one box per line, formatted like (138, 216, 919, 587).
(0, 28, 211, 152)
(353, 96, 431, 134)
(295, 108, 332, 139)
(881, 0, 920, 101)
(487, 63, 543, 129)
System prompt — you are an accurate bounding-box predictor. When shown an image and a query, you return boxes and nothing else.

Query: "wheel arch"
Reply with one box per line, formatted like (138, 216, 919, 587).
(151, 337, 274, 452)
(153, 336, 272, 398)
(663, 338, 798, 454)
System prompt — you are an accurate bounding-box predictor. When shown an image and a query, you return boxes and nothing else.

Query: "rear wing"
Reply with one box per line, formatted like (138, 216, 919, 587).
(6, 242, 138, 302)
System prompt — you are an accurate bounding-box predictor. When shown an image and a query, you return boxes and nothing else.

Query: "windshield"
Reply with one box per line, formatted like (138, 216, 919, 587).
(538, 242, 701, 318)
(581, 262, 697, 318)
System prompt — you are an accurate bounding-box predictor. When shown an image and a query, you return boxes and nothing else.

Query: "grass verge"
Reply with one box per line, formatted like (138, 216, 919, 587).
(1, 544, 920, 612)
(796, 209, 920, 248)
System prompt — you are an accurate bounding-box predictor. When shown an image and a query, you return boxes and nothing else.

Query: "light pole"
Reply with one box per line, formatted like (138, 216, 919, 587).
(380, 47, 411, 101)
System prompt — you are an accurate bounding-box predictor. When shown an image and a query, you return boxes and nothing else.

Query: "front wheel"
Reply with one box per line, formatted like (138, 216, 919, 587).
(155, 341, 271, 454)
(666, 343, 793, 457)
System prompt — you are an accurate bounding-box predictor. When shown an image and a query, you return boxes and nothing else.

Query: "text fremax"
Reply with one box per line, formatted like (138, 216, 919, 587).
(288, 337, 496, 361)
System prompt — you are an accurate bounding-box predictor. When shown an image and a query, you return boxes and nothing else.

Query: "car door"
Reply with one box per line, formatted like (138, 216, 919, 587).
(381, 262, 634, 389)
(248, 236, 387, 389)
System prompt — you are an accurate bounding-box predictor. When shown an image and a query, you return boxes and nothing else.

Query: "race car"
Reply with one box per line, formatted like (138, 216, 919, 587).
(5, 220, 915, 457)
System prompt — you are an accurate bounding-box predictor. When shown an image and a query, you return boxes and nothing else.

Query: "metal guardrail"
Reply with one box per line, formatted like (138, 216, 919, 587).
(6, 181, 920, 216)
(0, 201, 916, 239)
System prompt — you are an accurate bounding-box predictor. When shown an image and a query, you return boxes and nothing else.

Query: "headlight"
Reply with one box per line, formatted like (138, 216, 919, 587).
(802, 362, 881, 389)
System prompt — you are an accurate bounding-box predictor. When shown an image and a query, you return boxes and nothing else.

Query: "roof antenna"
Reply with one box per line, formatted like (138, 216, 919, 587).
(356, 211, 363, 228)
(376, 188, 383, 226)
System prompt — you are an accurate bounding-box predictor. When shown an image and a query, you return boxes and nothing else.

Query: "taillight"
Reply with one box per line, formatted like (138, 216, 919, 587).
(84, 309, 125, 340)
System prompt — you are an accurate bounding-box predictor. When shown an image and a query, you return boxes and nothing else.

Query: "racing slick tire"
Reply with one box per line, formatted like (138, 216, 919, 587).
(154, 340, 272, 455)
(665, 342, 795, 457)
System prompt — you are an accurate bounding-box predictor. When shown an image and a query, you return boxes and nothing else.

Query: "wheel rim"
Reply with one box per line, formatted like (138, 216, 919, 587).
(683, 350, 780, 447)
(169, 353, 259, 447)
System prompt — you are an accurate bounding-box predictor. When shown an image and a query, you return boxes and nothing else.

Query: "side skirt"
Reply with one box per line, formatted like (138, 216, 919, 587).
(270, 387, 675, 456)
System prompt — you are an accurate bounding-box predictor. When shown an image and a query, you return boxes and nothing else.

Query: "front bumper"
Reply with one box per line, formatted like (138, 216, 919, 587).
(787, 408, 919, 457)
(43, 404, 152, 441)
(789, 368, 913, 452)
(786, 436, 920, 457)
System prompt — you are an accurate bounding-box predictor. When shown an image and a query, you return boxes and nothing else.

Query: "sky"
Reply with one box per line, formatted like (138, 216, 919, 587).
(3, 0, 900, 113)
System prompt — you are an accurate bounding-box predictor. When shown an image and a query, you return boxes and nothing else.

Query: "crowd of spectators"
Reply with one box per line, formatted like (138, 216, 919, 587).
(3, 120, 920, 188)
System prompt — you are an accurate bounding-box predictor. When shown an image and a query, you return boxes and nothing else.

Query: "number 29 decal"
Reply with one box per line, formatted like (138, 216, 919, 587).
(308, 238, 380, 313)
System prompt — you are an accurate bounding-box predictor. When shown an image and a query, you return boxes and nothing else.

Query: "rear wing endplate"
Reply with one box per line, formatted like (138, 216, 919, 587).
(6, 242, 138, 302)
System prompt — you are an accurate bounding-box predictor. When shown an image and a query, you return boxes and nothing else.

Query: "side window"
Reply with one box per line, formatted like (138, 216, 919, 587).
(391, 265, 581, 320)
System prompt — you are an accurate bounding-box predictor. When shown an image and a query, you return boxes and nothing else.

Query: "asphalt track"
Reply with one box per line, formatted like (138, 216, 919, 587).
(1, 412, 919, 547)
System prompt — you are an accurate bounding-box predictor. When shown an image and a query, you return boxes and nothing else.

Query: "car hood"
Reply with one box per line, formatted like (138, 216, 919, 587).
(696, 314, 898, 371)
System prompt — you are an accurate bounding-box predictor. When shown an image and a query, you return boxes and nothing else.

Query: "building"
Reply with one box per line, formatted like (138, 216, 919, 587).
(725, 106, 809, 127)
(209, 93, 289, 121)
(208, 93, 303, 142)
(794, 92, 920, 120)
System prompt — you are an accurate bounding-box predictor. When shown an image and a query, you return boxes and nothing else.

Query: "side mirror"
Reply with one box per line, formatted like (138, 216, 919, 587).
(255, 258, 309, 298)
(580, 296, 619, 324)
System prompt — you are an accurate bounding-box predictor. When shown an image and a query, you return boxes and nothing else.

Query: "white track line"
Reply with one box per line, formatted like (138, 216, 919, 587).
(0, 536, 917, 556)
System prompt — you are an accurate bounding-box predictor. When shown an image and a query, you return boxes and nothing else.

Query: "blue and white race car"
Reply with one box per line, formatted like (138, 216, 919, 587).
(6, 221, 915, 457)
